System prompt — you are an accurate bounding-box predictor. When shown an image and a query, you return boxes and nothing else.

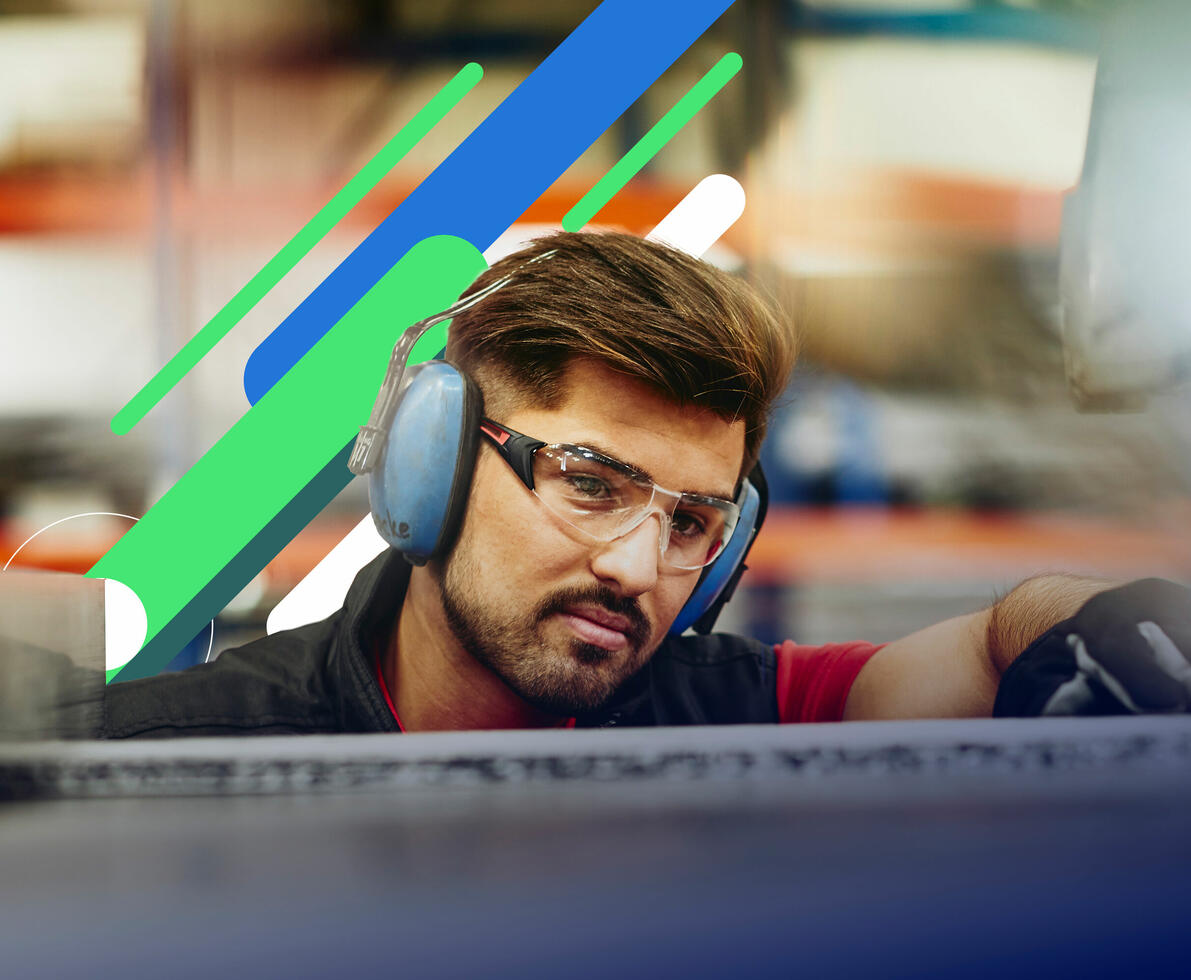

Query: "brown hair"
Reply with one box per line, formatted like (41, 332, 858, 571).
(445, 231, 795, 473)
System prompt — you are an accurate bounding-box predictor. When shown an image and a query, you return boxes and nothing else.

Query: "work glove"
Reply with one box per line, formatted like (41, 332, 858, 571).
(993, 578, 1191, 717)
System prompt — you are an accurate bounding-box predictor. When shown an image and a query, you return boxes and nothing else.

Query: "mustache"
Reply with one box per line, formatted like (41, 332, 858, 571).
(536, 585, 651, 647)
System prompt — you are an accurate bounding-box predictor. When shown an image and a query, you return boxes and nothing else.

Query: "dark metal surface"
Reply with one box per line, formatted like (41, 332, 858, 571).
(3, 718, 1190, 978)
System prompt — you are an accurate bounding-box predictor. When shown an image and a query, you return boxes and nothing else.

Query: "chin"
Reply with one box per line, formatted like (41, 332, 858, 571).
(571, 642, 616, 667)
(505, 641, 638, 717)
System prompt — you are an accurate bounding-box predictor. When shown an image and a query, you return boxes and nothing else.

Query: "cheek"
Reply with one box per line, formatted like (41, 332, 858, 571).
(647, 575, 702, 634)
(460, 456, 577, 585)
(459, 463, 521, 578)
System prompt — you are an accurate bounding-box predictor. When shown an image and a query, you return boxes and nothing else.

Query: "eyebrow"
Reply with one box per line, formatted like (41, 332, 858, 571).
(570, 439, 737, 504)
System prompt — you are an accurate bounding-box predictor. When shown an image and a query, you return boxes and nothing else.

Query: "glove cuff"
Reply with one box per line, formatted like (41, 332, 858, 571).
(994, 616, 1072, 717)
(993, 578, 1188, 717)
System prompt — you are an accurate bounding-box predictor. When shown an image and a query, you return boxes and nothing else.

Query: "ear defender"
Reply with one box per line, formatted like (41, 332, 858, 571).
(350, 252, 558, 563)
(367, 361, 482, 564)
(668, 463, 768, 636)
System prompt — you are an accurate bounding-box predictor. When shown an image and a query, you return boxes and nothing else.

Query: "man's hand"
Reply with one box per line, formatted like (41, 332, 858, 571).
(995, 579, 1191, 717)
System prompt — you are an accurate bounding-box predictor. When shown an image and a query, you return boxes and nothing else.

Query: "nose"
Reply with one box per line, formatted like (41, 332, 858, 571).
(588, 511, 663, 597)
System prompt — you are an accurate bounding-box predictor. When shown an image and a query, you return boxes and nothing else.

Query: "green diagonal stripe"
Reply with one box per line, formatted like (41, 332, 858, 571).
(110, 61, 483, 436)
(561, 52, 742, 232)
(106, 440, 356, 684)
(92, 234, 488, 681)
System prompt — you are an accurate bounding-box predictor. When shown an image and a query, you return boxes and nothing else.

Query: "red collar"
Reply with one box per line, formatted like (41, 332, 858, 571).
(374, 643, 406, 732)
(373, 644, 576, 731)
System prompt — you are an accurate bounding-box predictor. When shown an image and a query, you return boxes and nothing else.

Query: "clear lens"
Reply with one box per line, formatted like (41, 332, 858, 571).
(531, 446, 737, 569)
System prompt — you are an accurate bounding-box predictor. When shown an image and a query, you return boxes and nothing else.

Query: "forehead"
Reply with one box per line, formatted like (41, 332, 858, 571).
(498, 359, 746, 500)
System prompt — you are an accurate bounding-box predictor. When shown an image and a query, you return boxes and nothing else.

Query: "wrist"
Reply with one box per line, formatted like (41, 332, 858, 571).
(986, 574, 1115, 677)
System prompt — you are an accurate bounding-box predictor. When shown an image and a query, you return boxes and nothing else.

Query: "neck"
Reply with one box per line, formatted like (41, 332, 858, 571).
(384, 565, 568, 731)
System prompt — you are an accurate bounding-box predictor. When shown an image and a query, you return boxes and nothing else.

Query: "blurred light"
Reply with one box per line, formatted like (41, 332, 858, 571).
(0, 15, 143, 168)
(1060, 0, 1191, 408)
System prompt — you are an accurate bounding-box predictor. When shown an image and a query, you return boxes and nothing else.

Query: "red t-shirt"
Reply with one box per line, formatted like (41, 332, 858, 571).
(773, 640, 884, 723)
(376, 637, 882, 728)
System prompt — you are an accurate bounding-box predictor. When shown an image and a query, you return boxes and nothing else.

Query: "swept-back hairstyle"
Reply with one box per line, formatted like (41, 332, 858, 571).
(444, 231, 796, 473)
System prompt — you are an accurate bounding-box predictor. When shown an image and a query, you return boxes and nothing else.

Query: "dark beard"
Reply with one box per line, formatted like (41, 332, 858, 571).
(438, 559, 652, 717)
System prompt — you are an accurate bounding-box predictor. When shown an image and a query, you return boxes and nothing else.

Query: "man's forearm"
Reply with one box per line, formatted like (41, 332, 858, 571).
(985, 574, 1116, 676)
(849, 573, 1136, 720)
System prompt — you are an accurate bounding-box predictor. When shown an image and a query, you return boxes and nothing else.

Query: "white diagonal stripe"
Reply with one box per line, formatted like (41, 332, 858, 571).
(646, 174, 746, 258)
(266, 515, 387, 635)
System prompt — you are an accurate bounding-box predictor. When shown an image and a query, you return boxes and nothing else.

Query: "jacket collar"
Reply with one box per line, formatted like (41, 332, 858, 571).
(327, 549, 411, 732)
(328, 548, 653, 731)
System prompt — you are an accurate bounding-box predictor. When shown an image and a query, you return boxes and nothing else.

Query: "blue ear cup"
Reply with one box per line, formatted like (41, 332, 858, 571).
(355, 256, 570, 564)
(368, 360, 482, 564)
(668, 466, 766, 636)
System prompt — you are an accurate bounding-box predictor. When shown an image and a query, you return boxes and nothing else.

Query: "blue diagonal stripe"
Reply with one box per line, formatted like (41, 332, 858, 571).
(244, 0, 737, 403)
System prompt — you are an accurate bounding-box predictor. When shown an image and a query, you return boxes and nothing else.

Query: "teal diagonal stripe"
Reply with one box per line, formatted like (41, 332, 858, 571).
(107, 440, 355, 684)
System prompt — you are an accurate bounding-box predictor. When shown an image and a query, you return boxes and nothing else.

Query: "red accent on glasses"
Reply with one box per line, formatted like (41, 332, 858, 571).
(479, 420, 512, 446)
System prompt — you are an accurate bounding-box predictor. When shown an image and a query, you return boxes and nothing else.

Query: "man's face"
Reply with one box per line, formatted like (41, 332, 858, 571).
(437, 358, 746, 716)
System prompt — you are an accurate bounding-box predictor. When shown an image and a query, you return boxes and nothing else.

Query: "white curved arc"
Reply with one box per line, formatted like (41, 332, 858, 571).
(3, 511, 213, 671)
(3, 511, 138, 571)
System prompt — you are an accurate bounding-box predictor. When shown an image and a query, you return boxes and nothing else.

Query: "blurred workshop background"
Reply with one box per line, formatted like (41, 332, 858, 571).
(2, 0, 1190, 669)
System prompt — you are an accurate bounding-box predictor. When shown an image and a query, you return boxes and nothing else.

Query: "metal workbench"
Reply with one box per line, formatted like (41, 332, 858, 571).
(2, 717, 1189, 978)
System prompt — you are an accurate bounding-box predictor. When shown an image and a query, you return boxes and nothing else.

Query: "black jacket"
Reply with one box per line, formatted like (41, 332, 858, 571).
(103, 552, 780, 738)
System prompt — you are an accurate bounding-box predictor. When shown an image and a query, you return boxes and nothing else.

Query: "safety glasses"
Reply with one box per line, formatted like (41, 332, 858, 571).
(479, 419, 740, 571)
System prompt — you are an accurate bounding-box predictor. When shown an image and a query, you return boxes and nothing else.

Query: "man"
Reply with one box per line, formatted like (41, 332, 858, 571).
(102, 231, 1191, 737)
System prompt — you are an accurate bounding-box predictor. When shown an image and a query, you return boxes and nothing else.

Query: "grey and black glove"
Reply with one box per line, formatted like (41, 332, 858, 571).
(993, 578, 1191, 717)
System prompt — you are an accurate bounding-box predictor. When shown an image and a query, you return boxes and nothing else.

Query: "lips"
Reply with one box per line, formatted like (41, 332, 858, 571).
(537, 586, 650, 655)
(565, 604, 633, 634)
(559, 605, 635, 652)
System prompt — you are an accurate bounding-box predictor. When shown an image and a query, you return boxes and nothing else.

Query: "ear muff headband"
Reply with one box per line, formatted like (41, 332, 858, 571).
(349, 270, 518, 478)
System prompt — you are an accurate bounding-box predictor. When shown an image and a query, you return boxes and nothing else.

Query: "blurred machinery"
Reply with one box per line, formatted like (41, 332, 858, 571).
(1060, 0, 1191, 409)
(0, 570, 103, 738)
